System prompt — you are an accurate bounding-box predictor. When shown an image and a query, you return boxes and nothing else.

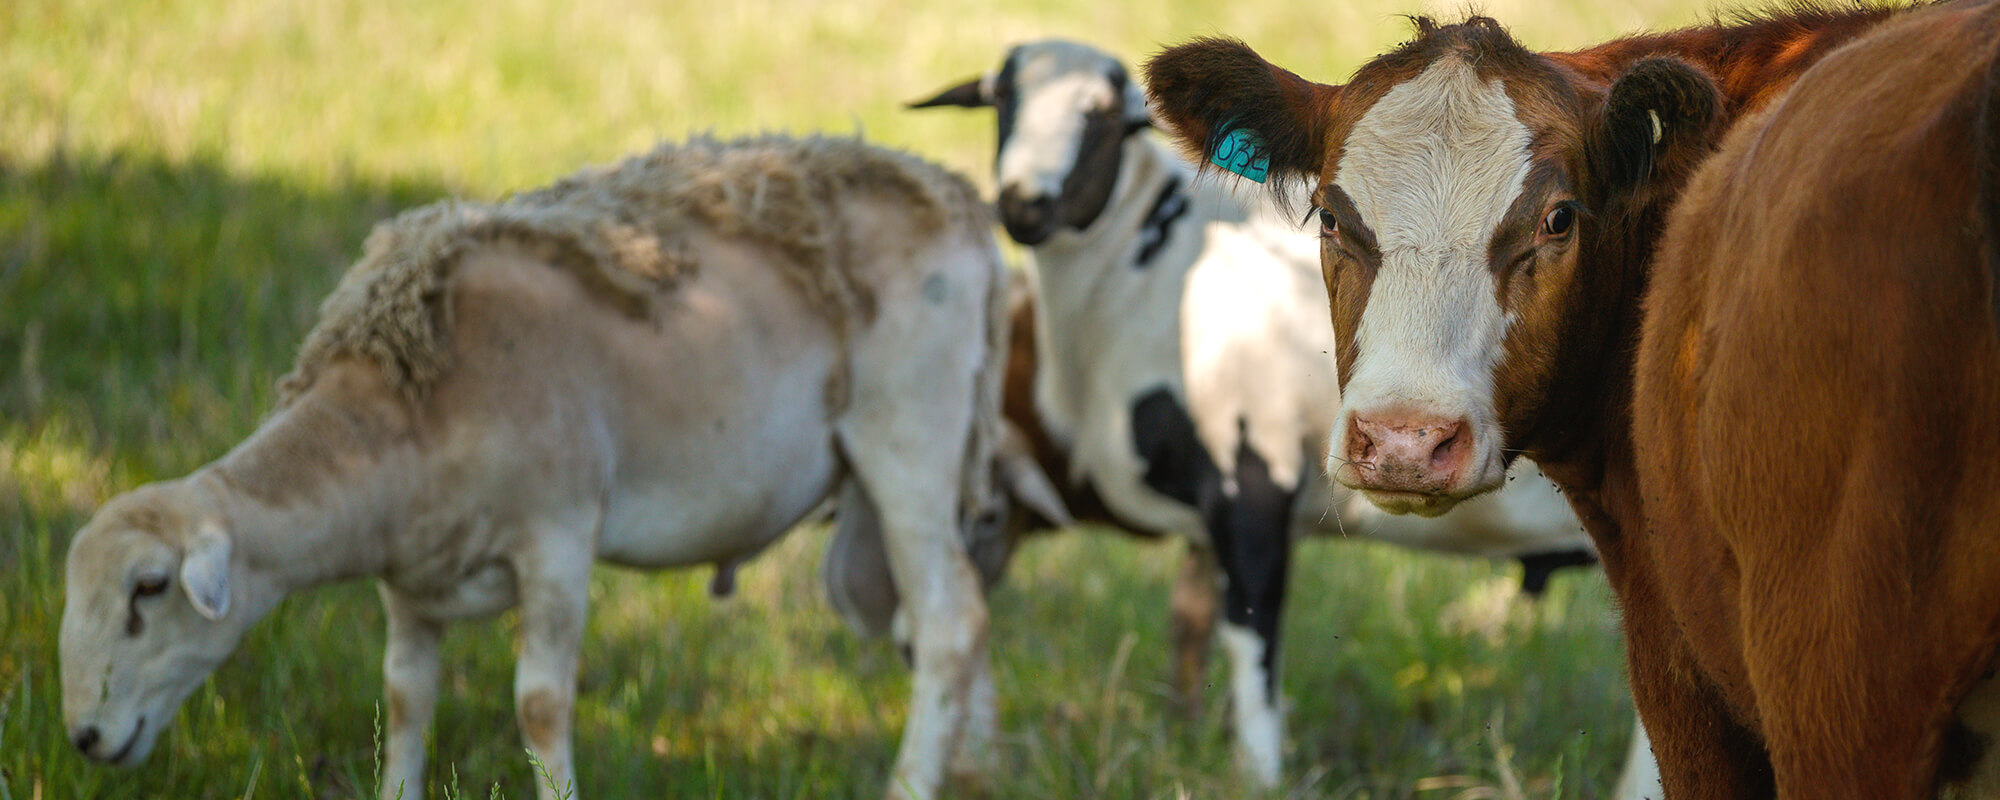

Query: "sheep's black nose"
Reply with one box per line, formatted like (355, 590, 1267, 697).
(72, 725, 101, 754)
(997, 186, 1058, 245)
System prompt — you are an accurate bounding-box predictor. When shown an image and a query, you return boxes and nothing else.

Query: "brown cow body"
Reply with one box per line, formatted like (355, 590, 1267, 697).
(1147, 1, 2000, 796)
(1636, 4, 2000, 794)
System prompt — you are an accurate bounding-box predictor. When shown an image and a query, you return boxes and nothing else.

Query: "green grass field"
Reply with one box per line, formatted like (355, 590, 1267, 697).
(2, 0, 1716, 796)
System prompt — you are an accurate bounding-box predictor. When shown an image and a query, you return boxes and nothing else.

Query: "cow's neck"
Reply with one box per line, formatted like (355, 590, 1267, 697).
(202, 362, 423, 592)
(1526, 359, 1643, 582)
(1557, 5, 1901, 115)
(1523, 190, 1662, 581)
(1521, 7, 1903, 577)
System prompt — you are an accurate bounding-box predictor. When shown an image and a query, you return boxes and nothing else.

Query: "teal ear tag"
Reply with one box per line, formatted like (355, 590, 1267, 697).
(1210, 126, 1271, 183)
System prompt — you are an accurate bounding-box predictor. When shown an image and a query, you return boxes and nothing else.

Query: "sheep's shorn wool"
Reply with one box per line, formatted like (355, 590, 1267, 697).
(282, 134, 986, 404)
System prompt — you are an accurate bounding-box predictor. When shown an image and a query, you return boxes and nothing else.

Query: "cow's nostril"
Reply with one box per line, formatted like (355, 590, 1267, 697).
(1431, 427, 1462, 469)
(1345, 419, 1377, 465)
(73, 725, 101, 754)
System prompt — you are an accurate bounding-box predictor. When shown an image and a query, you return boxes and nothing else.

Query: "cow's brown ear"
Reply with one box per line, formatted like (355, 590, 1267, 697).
(1586, 56, 1723, 206)
(1144, 38, 1340, 194)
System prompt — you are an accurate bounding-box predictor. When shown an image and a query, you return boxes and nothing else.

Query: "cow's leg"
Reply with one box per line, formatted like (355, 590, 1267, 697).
(510, 525, 595, 800)
(1169, 542, 1219, 718)
(1620, 572, 1771, 800)
(379, 584, 443, 800)
(1211, 445, 1295, 788)
(1745, 590, 1952, 799)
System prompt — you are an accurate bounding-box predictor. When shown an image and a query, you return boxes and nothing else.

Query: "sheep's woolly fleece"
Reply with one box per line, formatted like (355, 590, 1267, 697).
(278, 134, 988, 403)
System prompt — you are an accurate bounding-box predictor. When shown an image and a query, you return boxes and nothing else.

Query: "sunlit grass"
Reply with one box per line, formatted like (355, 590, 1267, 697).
(0, 0, 1715, 795)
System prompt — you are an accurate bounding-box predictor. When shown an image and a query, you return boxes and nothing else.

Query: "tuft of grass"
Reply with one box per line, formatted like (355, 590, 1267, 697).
(527, 750, 575, 800)
(0, 0, 1708, 796)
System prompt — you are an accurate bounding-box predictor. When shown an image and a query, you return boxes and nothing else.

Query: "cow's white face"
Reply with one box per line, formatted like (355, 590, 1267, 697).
(1321, 56, 1534, 515)
(1148, 20, 1722, 519)
(911, 40, 1151, 245)
(60, 483, 244, 767)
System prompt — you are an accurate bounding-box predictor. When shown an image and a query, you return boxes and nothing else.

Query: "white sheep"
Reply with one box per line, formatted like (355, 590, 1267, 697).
(58, 134, 1008, 800)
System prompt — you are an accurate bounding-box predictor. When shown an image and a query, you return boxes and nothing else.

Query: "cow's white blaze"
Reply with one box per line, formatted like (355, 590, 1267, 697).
(1328, 55, 1533, 510)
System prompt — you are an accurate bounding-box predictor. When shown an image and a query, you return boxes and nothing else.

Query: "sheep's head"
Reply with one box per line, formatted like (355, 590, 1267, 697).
(60, 479, 247, 767)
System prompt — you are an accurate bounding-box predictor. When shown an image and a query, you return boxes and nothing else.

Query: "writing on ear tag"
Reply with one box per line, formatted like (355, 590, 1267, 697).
(1210, 126, 1271, 183)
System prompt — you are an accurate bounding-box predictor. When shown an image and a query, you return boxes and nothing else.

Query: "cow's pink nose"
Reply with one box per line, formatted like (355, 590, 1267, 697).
(1343, 412, 1471, 493)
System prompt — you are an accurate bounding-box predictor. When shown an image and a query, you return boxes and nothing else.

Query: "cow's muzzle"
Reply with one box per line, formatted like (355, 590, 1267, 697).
(1337, 410, 1477, 515)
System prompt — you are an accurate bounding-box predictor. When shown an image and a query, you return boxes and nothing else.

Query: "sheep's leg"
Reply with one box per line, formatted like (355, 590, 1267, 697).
(837, 412, 991, 800)
(1209, 446, 1295, 788)
(1168, 543, 1218, 719)
(379, 585, 443, 800)
(835, 236, 998, 800)
(948, 644, 999, 784)
(511, 532, 594, 800)
(846, 465, 988, 800)
(829, 475, 996, 785)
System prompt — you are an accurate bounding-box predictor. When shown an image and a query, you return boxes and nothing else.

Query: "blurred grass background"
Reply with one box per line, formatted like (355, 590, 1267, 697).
(1, 0, 1716, 796)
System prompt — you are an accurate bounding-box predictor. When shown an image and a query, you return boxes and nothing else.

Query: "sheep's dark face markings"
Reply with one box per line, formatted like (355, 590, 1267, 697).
(124, 572, 169, 636)
(990, 43, 1151, 244)
(912, 40, 1151, 246)
(992, 51, 1020, 159)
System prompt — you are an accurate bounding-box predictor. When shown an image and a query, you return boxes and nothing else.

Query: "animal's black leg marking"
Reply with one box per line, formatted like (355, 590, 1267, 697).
(1516, 548, 1598, 598)
(1210, 426, 1295, 699)
(1130, 386, 1219, 508)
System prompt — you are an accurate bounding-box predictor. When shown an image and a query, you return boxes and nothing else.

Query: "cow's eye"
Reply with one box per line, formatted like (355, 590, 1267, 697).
(133, 575, 169, 598)
(1542, 205, 1575, 237)
(1319, 208, 1339, 239)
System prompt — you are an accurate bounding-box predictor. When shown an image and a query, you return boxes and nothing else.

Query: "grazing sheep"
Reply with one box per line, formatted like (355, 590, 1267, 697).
(58, 134, 1008, 800)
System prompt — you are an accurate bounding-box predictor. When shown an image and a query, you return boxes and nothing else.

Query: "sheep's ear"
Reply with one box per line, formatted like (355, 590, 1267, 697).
(908, 76, 989, 109)
(181, 522, 232, 621)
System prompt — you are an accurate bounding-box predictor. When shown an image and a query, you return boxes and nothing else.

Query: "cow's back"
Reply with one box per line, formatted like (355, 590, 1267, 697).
(1636, 0, 2000, 788)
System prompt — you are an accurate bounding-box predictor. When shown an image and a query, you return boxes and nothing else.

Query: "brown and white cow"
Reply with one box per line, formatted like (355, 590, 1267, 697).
(909, 40, 1602, 786)
(1148, 1, 2000, 797)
